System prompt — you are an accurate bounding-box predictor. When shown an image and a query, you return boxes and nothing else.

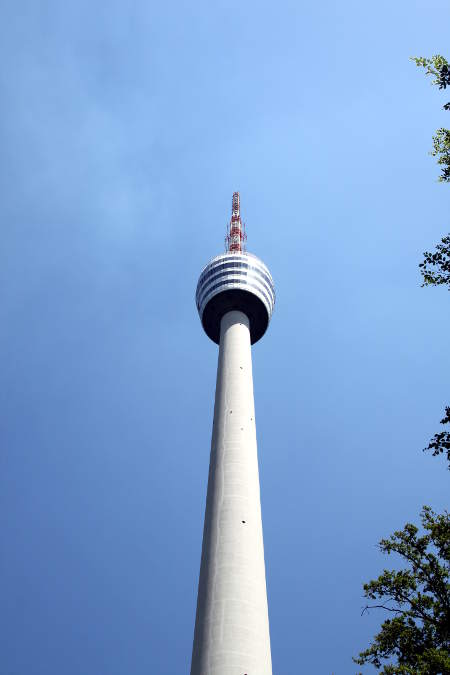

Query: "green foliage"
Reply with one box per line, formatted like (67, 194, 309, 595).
(419, 234, 450, 289)
(431, 129, 450, 182)
(354, 507, 450, 674)
(412, 55, 450, 182)
(412, 55, 450, 92)
(424, 407, 450, 469)
(413, 55, 450, 294)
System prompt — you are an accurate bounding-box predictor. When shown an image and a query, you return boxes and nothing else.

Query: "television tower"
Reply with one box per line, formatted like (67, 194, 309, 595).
(191, 193, 275, 675)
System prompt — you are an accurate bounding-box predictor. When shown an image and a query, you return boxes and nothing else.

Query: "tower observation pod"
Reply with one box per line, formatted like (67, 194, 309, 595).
(191, 193, 275, 675)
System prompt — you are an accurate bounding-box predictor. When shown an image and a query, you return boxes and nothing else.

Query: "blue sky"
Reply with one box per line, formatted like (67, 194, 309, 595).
(1, 1, 449, 673)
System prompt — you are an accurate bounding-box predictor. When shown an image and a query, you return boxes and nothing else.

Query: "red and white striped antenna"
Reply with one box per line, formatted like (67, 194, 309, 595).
(225, 192, 247, 253)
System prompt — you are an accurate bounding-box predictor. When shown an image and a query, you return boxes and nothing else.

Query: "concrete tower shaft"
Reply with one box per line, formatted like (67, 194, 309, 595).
(192, 195, 274, 675)
(191, 311, 272, 675)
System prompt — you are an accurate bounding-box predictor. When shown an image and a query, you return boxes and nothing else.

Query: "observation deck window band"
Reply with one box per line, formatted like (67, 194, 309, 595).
(198, 278, 274, 318)
(199, 263, 274, 290)
(198, 260, 274, 288)
(198, 271, 274, 305)
(198, 253, 273, 282)
(199, 269, 274, 300)
(197, 270, 275, 309)
(199, 263, 274, 289)
(198, 268, 275, 301)
(198, 268, 275, 306)
(218, 253, 272, 277)
(198, 274, 274, 310)
(198, 264, 275, 301)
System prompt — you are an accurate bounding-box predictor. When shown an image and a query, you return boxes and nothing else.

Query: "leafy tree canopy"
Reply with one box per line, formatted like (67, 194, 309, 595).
(412, 55, 450, 182)
(354, 507, 450, 674)
(431, 129, 450, 183)
(419, 234, 450, 290)
(412, 56, 450, 97)
(424, 407, 450, 470)
(412, 56, 450, 292)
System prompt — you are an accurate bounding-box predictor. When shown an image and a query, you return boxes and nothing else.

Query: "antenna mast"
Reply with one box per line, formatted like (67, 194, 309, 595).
(226, 191, 247, 253)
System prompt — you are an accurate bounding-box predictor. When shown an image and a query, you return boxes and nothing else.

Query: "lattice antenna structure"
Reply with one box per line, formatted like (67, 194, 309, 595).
(225, 191, 247, 253)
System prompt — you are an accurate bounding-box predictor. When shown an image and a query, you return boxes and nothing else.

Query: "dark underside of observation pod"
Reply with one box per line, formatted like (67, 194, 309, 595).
(201, 289, 269, 345)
